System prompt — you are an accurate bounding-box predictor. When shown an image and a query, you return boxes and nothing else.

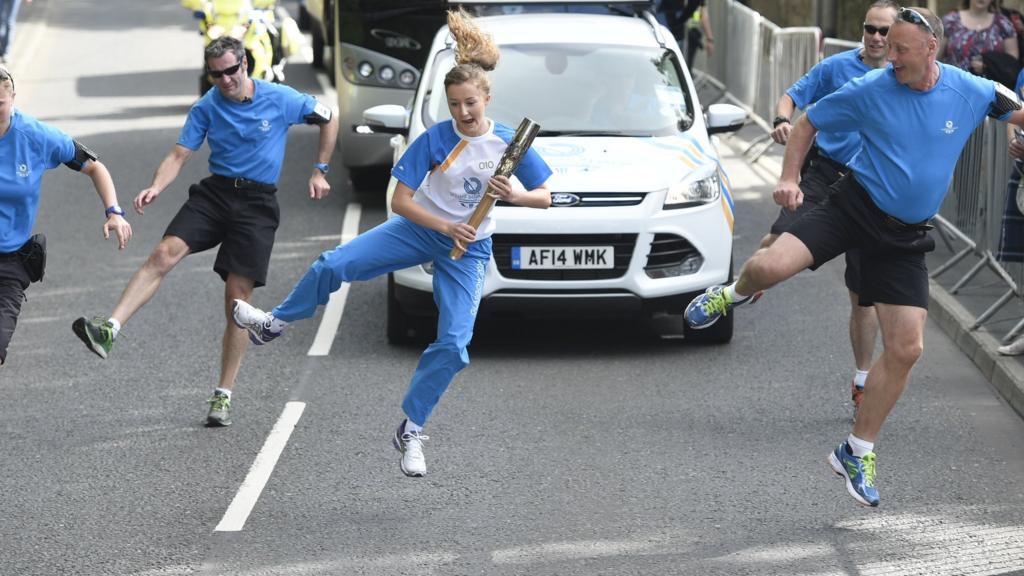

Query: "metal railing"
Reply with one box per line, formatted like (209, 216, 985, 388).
(694, 0, 1024, 344)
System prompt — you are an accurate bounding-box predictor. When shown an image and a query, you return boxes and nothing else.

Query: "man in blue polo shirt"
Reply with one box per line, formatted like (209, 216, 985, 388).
(72, 36, 338, 427)
(0, 64, 132, 367)
(685, 7, 1024, 507)
(767, 0, 898, 422)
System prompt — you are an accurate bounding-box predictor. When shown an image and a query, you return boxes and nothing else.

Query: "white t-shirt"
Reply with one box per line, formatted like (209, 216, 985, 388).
(392, 119, 552, 239)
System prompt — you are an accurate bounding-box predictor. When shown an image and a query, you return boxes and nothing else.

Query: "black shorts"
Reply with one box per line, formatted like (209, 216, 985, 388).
(0, 256, 29, 365)
(769, 153, 865, 296)
(786, 175, 936, 309)
(164, 176, 280, 287)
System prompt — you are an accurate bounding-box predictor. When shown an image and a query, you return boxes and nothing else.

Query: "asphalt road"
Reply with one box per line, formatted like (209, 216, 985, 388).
(1, 2, 1022, 575)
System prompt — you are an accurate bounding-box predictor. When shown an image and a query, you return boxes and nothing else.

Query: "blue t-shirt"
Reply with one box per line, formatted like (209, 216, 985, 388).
(0, 109, 75, 253)
(392, 119, 552, 239)
(787, 48, 872, 165)
(178, 80, 317, 184)
(807, 64, 1010, 224)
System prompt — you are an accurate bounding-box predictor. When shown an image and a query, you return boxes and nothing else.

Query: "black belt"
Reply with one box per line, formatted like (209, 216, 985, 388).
(208, 174, 276, 193)
(845, 175, 934, 232)
(814, 153, 849, 175)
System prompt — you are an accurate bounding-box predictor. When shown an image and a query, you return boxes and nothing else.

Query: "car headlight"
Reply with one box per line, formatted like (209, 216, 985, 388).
(663, 173, 720, 209)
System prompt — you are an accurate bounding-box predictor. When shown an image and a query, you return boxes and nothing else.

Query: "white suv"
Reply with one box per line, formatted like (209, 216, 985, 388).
(364, 5, 746, 344)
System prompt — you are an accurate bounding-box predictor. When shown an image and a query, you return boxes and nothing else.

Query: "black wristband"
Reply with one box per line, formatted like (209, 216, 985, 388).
(772, 116, 791, 128)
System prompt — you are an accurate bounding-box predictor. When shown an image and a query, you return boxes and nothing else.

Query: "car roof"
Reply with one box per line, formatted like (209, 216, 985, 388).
(438, 13, 664, 49)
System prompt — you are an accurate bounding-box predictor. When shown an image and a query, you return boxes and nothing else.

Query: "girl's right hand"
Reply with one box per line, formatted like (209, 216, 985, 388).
(447, 222, 477, 252)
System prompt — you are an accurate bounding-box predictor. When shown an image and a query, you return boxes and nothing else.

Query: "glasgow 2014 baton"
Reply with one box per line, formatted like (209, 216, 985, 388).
(449, 117, 542, 260)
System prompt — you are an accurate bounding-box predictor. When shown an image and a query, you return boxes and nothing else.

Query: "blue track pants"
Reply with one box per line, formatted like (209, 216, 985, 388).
(272, 216, 491, 426)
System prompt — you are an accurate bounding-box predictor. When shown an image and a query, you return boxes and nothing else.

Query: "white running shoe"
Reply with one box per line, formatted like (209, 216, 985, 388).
(998, 335, 1024, 356)
(392, 422, 428, 477)
(231, 299, 282, 345)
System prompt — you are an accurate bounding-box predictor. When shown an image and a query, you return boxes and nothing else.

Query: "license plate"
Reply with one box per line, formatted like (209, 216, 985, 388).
(511, 246, 614, 269)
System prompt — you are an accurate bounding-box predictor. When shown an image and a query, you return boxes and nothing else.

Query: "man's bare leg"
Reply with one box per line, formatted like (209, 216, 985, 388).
(217, 273, 256, 392)
(855, 302, 927, 441)
(110, 236, 191, 325)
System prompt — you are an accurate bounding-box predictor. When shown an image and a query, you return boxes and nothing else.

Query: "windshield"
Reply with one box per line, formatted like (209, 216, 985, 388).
(423, 44, 695, 136)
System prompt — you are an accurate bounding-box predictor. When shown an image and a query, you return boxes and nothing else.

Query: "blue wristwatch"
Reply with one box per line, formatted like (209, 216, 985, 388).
(314, 162, 330, 175)
(105, 205, 125, 218)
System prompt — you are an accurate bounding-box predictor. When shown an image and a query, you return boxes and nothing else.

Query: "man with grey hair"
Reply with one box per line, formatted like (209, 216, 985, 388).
(686, 7, 1024, 507)
(72, 36, 339, 427)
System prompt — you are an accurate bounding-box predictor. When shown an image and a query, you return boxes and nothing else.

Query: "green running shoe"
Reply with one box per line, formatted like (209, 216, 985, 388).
(206, 392, 232, 427)
(72, 317, 115, 359)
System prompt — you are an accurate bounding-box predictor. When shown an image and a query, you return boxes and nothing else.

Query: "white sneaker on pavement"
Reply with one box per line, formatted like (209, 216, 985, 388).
(392, 422, 428, 477)
(998, 335, 1024, 356)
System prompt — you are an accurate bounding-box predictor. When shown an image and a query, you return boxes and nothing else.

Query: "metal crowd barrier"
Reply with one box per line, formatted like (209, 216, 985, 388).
(933, 121, 1023, 342)
(693, 0, 1024, 343)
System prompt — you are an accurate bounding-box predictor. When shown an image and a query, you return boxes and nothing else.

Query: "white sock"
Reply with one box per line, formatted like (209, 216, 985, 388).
(403, 419, 423, 435)
(725, 283, 751, 303)
(214, 388, 232, 398)
(108, 318, 121, 339)
(853, 370, 868, 389)
(268, 315, 289, 332)
(847, 434, 874, 457)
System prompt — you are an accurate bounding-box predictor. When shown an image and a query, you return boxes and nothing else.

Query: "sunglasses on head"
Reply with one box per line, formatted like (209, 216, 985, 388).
(207, 61, 242, 79)
(898, 7, 935, 36)
(863, 23, 890, 37)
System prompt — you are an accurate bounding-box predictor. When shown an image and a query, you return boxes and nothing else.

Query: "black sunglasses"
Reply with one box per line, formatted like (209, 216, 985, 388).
(899, 7, 935, 36)
(207, 61, 242, 79)
(863, 23, 890, 37)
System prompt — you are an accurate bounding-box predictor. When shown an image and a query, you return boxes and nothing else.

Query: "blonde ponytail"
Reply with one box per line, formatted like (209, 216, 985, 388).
(444, 7, 499, 94)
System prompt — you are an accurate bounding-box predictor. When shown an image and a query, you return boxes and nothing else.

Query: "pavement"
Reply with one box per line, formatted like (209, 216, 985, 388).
(715, 117, 1024, 422)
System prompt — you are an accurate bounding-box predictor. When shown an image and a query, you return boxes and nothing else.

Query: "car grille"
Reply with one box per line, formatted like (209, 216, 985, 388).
(644, 233, 700, 271)
(497, 191, 647, 208)
(492, 233, 636, 280)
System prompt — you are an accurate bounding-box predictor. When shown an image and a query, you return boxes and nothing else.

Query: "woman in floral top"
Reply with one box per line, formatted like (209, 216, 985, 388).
(942, 0, 1018, 74)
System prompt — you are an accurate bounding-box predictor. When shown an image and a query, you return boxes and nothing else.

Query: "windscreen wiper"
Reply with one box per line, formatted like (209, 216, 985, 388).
(536, 130, 632, 137)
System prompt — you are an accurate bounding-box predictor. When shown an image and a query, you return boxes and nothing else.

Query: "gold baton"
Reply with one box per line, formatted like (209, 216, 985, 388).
(450, 117, 542, 260)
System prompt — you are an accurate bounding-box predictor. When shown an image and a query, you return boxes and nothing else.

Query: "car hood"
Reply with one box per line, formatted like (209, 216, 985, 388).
(531, 134, 719, 192)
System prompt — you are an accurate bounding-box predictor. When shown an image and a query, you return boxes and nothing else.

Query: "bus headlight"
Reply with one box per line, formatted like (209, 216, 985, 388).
(379, 66, 395, 81)
(358, 62, 374, 78)
(663, 173, 720, 209)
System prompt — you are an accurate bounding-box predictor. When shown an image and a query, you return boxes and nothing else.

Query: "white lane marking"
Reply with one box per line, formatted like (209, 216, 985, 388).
(307, 203, 362, 356)
(214, 401, 307, 532)
(492, 537, 670, 564)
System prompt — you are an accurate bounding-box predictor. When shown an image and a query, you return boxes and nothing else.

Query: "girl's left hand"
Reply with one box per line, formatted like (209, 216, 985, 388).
(487, 175, 519, 204)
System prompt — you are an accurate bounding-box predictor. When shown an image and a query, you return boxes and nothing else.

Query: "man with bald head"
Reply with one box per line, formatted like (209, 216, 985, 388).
(685, 7, 1024, 507)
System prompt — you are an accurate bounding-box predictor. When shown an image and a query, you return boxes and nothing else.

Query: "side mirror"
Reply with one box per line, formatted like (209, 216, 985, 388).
(361, 104, 409, 136)
(705, 103, 746, 135)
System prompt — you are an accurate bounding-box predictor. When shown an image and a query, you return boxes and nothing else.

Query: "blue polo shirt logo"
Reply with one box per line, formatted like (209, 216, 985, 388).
(259, 119, 271, 132)
(943, 120, 957, 135)
(16, 163, 29, 178)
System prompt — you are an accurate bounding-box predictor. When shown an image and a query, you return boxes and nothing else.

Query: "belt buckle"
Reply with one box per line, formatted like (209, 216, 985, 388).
(233, 177, 244, 188)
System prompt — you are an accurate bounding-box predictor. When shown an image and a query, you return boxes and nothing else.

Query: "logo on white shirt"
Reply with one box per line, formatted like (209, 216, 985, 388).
(16, 163, 29, 178)
(458, 177, 483, 207)
(943, 120, 957, 135)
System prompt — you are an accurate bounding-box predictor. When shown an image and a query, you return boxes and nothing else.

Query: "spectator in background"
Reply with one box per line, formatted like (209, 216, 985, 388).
(0, 0, 30, 64)
(997, 65, 1024, 355)
(942, 0, 1019, 87)
(658, 0, 714, 70)
(999, 1, 1024, 65)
